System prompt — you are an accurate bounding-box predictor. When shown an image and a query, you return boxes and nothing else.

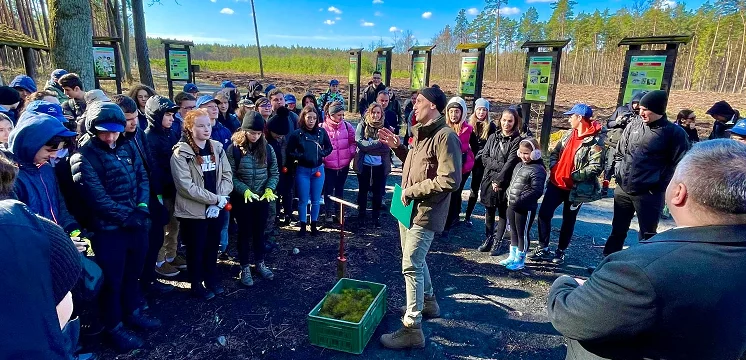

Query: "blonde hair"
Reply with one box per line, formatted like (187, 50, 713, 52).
(183, 109, 214, 165)
(231, 129, 267, 165)
(469, 111, 492, 141)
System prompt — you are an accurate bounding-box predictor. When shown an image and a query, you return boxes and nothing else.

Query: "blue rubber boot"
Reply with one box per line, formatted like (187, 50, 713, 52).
(506, 251, 527, 271)
(498, 246, 518, 266)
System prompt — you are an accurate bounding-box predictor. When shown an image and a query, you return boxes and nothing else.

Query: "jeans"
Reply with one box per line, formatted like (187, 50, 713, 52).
(507, 207, 536, 253)
(236, 199, 268, 265)
(324, 167, 350, 215)
(465, 162, 485, 219)
(357, 164, 386, 220)
(91, 228, 147, 329)
(537, 182, 582, 250)
(219, 210, 229, 253)
(399, 224, 434, 327)
(296, 164, 325, 222)
(446, 171, 470, 229)
(178, 211, 225, 290)
(603, 185, 664, 255)
(158, 197, 180, 262)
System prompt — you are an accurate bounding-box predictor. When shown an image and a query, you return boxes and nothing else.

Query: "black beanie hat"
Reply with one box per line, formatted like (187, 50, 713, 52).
(242, 110, 266, 131)
(267, 107, 291, 135)
(0, 86, 21, 106)
(38, 216, 82, 304)
(419, 86, 447, 113)
(706, 101, 736, 118)
(639, 90, 668, 116)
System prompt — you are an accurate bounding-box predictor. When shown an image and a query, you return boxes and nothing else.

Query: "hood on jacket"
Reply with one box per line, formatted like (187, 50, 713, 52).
(8, 112, 76, 164)
(301, 94, 318, 110)
(85, 102, 127, 134)
(578, 120, 603, 139)
(145, 95, 179, 128)
(446, 97, 468, 124)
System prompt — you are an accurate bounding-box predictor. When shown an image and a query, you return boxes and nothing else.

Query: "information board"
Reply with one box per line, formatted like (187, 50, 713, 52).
(168, 50, 190, 81)
(93, 46, 117, 79)
(349, 56, 358, 84)
(458, 56, 478, 95)
(376, 55, 387, 85)
(411, 56, 426, 90)
(622, 55, 667, 104)
(524, 56, 553, 102)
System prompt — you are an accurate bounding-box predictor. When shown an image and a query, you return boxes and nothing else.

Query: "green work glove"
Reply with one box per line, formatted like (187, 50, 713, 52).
(260, 188, 278, 202)
(244, 189, 260, 203)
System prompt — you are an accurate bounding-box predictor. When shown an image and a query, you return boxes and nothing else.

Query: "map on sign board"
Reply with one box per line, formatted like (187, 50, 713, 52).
(168, 50, 190, 81)
(459, 56, 478, 95)
(524, 56, 553, 103)
(622, 55, 667, 104)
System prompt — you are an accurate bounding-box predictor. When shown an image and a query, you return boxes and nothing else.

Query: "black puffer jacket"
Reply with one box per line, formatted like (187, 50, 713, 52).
(614, 116, 690, 195)
(144, 96, 179, 198)
(479, 131, 522, 208)
(286, 126, 333, 168)
(507, 160, 547, 211)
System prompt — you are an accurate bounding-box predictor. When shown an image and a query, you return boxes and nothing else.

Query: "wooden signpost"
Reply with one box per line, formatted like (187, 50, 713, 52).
(616, 35, 692, 108)
(408, 45, 435, 90)
(348, 48, 363, 113)
(519, 39, 570, 153)
(92, 37, 123, 94)
(374, 46, 394, 87)
(162, 39, 195, 100)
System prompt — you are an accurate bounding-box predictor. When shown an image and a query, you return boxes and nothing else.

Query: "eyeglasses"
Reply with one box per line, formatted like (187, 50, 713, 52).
(260, 104, 272, 108)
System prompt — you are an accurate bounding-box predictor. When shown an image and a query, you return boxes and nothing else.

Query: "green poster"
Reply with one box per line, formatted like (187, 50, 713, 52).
(376, 55, 387, 84)
(524, 56, 553, 103)
(348, 56, 358, 84)
(458, 56, 478, 96)
(93, 46, 116, 79)
(410, 56, 426, 90)
(622, 55, 667, 104)
(168, 50, 190, 80)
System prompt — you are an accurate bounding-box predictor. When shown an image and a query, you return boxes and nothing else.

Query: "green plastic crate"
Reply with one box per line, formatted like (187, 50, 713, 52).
(307, 278, 387, 354)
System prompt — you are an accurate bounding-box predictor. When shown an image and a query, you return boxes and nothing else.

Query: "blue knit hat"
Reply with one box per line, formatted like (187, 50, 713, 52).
(475, 98, 490, 111)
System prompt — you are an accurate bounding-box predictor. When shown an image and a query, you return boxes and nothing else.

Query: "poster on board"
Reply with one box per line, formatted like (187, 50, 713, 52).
(458, 56, 478, 95)
(349, 56, 358, 85)
(411, 56, 426, 90)
(168, 50, 190, 80)
(93, 46, 117, 79)
(524, 56, 553, 103)
(622, 55, 666, 104)
(376, 55, 387, 85)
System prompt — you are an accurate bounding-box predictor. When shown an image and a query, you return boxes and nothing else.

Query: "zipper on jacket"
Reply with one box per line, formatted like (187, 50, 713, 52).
(39, 172, 59, 224)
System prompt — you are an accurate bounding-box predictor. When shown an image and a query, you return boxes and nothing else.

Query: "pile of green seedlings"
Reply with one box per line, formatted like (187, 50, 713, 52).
(318, 288, 376, 323)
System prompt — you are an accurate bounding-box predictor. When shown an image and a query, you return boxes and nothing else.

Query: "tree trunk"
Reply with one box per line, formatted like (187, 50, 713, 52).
(131, 0, 153, 87)
(495, 4, 500, 83)
(703, 17, 721, 92)
(121, 0, 132, 81)
(732, 14, 745, 93)
(49, 0, 95, 90)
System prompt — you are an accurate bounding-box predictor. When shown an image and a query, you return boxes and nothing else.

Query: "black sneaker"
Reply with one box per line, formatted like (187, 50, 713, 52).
(477, 235, 494, 252)
(125, 308, 161, 330)
(373, 219, 382, 229)
(552, 249, 566, 265)
(107, 323, 144, 352)
(209, 284, 225, 296)
(192, 285, 215, 301)
(529, 247, 553, 262)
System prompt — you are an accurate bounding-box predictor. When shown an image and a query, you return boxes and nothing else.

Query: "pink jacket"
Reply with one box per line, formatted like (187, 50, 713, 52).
(459, 122, 475, 174)
(322, 120, 357, 170)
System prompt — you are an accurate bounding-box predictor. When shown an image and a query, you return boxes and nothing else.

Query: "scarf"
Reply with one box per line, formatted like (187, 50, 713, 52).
(364, 115, 384, 140)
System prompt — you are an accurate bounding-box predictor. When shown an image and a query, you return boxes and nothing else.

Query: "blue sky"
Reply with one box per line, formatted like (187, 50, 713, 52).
(144, 0, 706, 49)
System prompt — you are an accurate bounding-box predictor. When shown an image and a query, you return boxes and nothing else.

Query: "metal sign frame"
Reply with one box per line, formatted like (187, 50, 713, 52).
(92, 37, 123, 94)
(162, 39, 195, 100)
(456, 42, 490, 108)
(348, 48, 363, 113)
(408, 45, 435, 90)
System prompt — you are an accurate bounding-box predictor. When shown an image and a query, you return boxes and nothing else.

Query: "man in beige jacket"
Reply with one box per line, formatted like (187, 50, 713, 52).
(377, 85, 462, 349)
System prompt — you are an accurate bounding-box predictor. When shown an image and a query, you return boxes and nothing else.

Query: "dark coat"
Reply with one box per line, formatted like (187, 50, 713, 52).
(547, 225, 746, 360)
(218, 112, 241, 133)
(606, 104, 635, 148)
(211, 121, 233, 150)
(506, 160, 546, 211)
(479, 131, 521, 208)
(286, 126, 333, 168)
(70, 137, 149, 231)
(681, 124, 700, 143)
(358, 83, 386, 116)
(144, 120, 179, 198)
(614, 116, 690, 195)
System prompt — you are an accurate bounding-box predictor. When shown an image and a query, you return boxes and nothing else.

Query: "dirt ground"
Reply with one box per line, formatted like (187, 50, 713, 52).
(86, 157, 675, 359)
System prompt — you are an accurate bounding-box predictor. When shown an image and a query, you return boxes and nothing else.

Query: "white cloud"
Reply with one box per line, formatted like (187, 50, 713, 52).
(526, 0, 552, 3)
(324, 19, 335, 25)
(660, 0, 676, 9)
(421, 11, 432, 19)
(210, 0, 216, 3)
(361, 20, 375, 27)
(328, 6, 342, 14)
(467, 7, 480, 15)
(220, 7, 234, 14)
(374, 11, 383, 16)
(496, 7, 520, 15)
(389, 26, 402, 32)
(373, 0, 383, 3)
(335, 16, 341, 20)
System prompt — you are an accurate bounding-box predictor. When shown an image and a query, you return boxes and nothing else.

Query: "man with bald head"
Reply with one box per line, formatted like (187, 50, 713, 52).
(547, 139, 746, 360)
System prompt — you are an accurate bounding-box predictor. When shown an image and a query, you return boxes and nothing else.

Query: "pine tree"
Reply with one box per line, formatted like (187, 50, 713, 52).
(519, 7, 543, 41)
(454, 9, 469, 44)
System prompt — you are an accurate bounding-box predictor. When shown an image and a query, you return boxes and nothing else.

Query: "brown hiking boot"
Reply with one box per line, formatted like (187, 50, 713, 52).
(380, 323, 425, 350)
(399, 295, 441, 319)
